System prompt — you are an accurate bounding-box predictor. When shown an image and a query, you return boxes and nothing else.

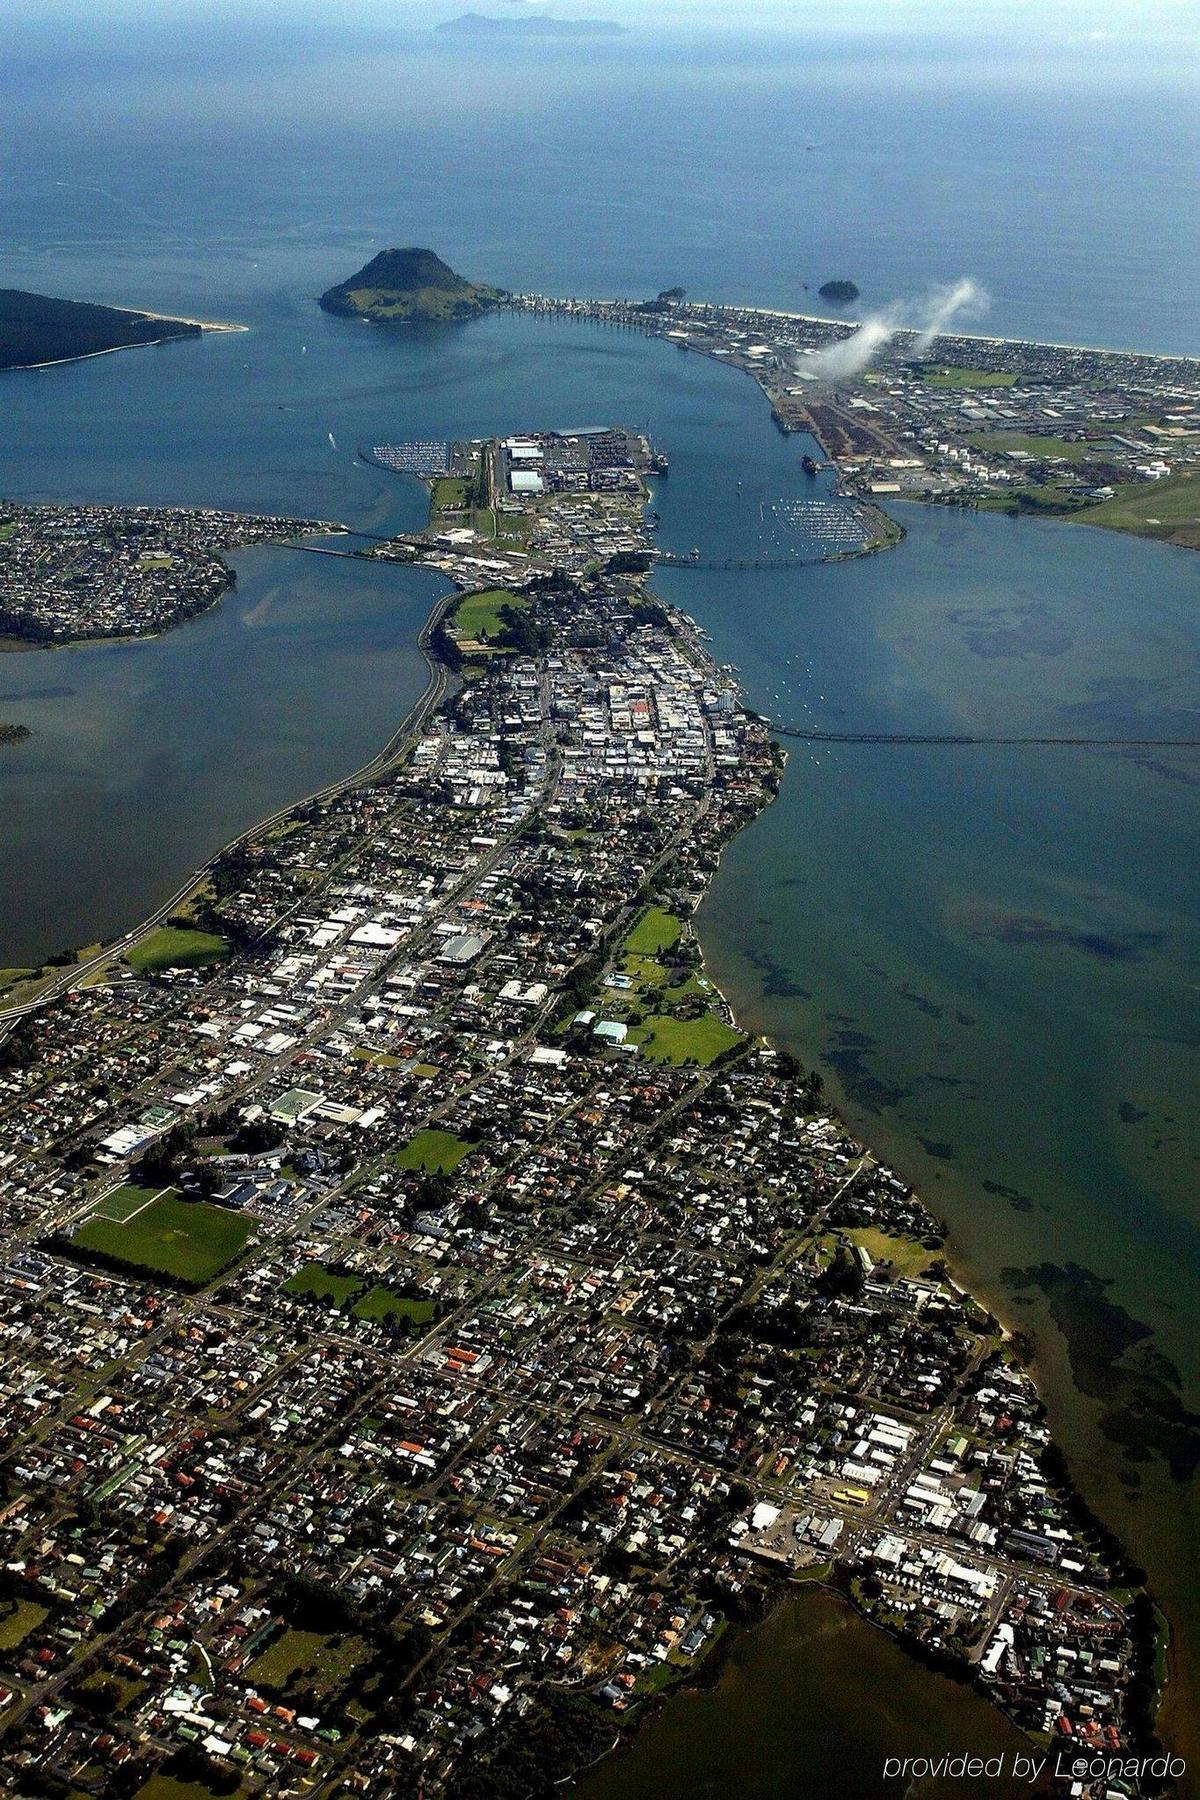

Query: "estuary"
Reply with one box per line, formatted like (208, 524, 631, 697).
(1, 299, 1197, 1775)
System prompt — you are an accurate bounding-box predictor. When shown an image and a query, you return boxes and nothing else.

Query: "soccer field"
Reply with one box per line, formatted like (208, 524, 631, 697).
(70, 1188, 253, 1285)
(88, 1181, 173, 1224)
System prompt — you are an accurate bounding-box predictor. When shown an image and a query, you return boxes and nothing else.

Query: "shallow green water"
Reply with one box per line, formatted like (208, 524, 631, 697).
(575, 1589, 1048, 1800)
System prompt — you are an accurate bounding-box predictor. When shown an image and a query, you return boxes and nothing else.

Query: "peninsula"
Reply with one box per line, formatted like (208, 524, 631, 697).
(318, 248, 506, 325)
(0, 288, 237, 372)
(0, 502, 341, 646)
(507, 291, 1200, 549)
(0, 436, 1165, 1800)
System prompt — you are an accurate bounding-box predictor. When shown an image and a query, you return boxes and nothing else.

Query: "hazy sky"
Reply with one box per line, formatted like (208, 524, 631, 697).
(13, 0, 1200, 39)
(4, 0, 1198, 354)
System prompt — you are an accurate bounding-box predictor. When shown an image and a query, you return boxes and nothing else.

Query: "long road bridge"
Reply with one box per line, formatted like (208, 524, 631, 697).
(772, 725, 1200, 749)
(274, 541, 833, 572)
(650, 550, 828, 571)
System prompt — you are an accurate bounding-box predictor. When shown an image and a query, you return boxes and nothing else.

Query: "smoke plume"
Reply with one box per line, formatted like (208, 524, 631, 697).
(802, 276, 990, 381)
(911, 277, 989, 352)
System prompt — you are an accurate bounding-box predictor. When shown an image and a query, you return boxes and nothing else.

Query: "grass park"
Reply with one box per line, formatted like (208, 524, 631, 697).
(966, 431, 1091, 463)
(923, 365, 1017, 388)
(451, 587, 529, 645)
(628, 1012, 743, 1067)
(281, 1261, 436, 1328)
(126, 926, 230, 976)
(247, 1626, 367, 1694)
(353, 1285, 435, 1326)
(971, 464, 1200, 547)
(1082, 467, 1200, 547)
(0, 1599, 49, 1652)
(586, 905, 744, 1067)
(393, 1127, 474, 1173)
(844, 1226, 940, 1279)
(283, 1261, 361, 1306)
(622, 905, 681, 957)
(133, 1779, 244, 1800)
(430, 476, 469, 513)
(69, 1185, 253, 1285)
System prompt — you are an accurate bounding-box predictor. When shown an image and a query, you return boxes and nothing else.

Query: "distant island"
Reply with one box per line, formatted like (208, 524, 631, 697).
(0, 288, 207, 372)
(318, 248, 506, 324)
(436, 12, 625, 36)
(818, 280, 861, 304)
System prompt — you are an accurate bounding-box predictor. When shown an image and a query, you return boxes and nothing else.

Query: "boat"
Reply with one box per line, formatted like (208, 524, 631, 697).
(802, 454, 819, 476)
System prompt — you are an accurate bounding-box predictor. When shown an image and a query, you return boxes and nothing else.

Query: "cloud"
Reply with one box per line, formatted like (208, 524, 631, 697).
(803, 276, 990, 380)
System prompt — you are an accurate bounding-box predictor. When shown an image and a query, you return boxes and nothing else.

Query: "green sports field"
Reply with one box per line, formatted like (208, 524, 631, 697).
(622, 906, 681, 957)
(70, 1187, 252, 1284)
(393, 1127, 474, 1173)
(452, 587, 528, 643)
(126, 926, 230, 975)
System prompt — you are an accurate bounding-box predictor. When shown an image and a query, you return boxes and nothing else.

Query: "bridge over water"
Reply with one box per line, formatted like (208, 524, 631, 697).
(771, 725, 1200, 749)
(651, 550, 827, 571)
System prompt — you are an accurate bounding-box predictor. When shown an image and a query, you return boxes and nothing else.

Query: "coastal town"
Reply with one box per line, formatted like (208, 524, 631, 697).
(367, 426, 667, 590)
(507, 293, 1200, 550)
(0, 505, 338, 646)
(0, 436, 1166, 1799)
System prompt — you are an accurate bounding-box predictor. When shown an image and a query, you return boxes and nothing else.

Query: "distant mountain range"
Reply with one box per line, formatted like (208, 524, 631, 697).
(436, 12, 625, 38)
(318, 249, 507, 325)
(0, 289, 200, 372)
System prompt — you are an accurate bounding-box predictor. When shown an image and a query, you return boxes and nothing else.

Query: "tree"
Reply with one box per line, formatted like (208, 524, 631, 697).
(819, 1244, 864, 1299)
(137, 1122, 196, 1186)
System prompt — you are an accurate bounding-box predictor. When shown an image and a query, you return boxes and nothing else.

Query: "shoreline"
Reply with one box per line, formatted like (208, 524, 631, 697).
(511, 291, 1200, 368)
(733, 305, 1200, 365)
(0, 577, 455, 1025)
(0, 336, 1181, 1772)
(688, 877, 1199, 1781)
(430, 562, 1165, 1783)
(2, 315, 247, 375)
(0, 517, 348, 654)
(0, 509, 1168, 1786)
(500, 297, 1199, 556)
